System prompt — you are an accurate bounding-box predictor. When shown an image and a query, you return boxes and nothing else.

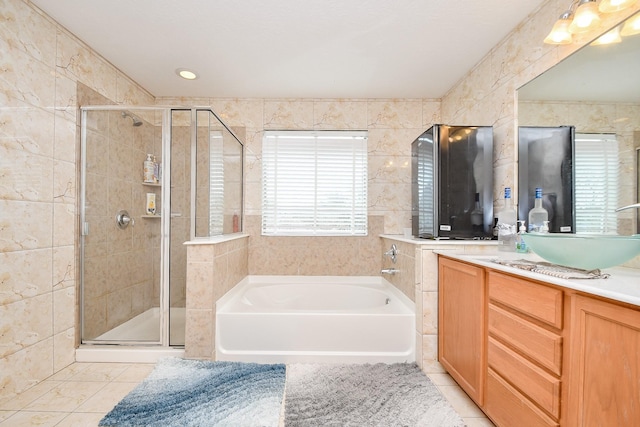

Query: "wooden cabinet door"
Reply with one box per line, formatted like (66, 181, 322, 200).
(567, 295, 640, 426)
(438, 257, 486, 404)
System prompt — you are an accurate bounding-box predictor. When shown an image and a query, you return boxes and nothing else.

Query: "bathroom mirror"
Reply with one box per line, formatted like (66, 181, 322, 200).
(517, 11, 640, 234)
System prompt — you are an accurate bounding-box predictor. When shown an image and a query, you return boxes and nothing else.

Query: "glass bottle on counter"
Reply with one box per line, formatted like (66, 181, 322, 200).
(528, 187, 549, 232)
(497, 187, 517, 251)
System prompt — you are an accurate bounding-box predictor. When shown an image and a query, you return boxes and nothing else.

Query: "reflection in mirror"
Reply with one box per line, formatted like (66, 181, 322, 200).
(518, 11, 640, 235)
(194, 110, 244, 237)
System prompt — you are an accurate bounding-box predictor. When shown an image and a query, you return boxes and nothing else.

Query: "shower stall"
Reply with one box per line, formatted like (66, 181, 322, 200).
(78, 105, 243, 360)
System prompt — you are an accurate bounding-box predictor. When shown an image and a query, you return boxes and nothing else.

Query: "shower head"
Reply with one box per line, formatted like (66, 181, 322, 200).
(121, 111, 143, 127)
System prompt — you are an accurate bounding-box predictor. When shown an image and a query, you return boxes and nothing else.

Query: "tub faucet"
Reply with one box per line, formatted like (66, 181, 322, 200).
(380, 268, 398, 275)
(615, 203, 640, 212)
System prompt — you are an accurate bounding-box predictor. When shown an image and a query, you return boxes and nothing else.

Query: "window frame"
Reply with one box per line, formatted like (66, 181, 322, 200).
(261, 130, 368, 237)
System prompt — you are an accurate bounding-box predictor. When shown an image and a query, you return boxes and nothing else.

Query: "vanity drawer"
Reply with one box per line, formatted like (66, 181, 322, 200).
(488, 271, 563, 329)
(488, 337, 561, 419)
(488, 303, 563, 375)
(485, 368, 559, 427)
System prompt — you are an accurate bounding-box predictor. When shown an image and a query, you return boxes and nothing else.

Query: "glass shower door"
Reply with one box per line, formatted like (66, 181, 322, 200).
(80, 107, 163, 344)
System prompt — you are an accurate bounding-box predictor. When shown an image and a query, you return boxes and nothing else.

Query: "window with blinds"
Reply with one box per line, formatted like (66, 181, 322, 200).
(209, 131, 224, 235)
(262, 130, 368, 236)
(574, 133, 619, 234)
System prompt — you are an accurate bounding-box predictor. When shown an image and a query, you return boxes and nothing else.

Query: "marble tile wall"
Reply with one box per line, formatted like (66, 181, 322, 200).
(440, 0, 640, 213)
(0, 0, 153, 400)
(158, 97, 442, 275)
(184, 237, 249, 359)
(380, 238, 416, 301)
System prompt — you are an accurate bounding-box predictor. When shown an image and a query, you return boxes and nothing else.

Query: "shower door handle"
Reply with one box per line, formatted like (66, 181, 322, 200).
(115, 210, 135, 229)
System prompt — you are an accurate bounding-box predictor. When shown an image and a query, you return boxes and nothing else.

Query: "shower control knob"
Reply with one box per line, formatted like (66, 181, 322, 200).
(115, 210, 134, 229)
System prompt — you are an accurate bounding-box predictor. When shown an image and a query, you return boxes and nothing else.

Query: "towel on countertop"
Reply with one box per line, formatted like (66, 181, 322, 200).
(491, 258, 610, 280)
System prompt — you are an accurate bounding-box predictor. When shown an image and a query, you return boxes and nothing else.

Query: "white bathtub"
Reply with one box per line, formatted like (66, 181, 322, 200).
(215, 276, 415, 364)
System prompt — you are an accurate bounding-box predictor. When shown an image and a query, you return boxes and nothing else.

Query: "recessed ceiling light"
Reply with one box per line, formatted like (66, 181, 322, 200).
(176, 69, 198, 80)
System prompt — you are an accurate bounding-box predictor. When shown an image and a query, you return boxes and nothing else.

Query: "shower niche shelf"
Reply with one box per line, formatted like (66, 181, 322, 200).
(141, 213, 182, 219)
(142, 182, 161, 187)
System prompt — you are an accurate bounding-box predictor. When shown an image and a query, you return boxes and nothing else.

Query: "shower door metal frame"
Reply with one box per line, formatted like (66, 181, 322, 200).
(79, 105, 174, 347)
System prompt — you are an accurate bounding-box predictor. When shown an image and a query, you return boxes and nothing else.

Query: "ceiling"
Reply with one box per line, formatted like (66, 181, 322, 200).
(32, 0, 548, 99)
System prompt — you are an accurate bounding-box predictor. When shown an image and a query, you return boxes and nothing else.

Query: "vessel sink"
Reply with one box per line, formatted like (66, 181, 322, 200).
(520, 233, 640, 270)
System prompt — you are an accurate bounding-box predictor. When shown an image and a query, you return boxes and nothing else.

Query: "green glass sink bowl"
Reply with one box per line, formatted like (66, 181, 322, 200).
(520, 233, 640, 270)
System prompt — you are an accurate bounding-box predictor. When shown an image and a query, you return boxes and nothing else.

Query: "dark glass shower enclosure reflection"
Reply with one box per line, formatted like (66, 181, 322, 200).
(412, 125, 494, 239)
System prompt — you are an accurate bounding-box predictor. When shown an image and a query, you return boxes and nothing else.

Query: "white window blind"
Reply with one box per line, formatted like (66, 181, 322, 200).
(209, 131, 224, 235)
(262, 130, 368, 236)
(416, 135, 434, 235)
(574, 133, 619, 234)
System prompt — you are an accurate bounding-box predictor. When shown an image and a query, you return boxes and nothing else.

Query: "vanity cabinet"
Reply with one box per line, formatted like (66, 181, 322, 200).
(485, 271, 563, 427)
(438, 257, 486, 405)
(566, 295, 640, 426)
(438, 254, 640, 427)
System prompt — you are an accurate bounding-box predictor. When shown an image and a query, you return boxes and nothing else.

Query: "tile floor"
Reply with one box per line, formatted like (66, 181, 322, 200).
(0, 362, 495, 426)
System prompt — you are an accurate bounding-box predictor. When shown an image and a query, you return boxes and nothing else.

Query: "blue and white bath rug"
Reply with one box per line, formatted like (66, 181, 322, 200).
(99, 358, 286, 427)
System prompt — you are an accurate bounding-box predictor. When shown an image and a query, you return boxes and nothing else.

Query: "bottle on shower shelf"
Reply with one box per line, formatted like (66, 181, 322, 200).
(232, 212, 239, 233)
(143, 154, 155, 183)
(153, 155, 160, 184)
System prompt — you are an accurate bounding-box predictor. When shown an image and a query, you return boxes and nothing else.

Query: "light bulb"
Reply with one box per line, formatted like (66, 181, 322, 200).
(176, 69, 198, 80)
(591, 26, 622, 45)
(621, 13, 640, 36)
(544, 17, 573, 44)
(569, 1, 601, 34)
(598, 0, 638, 13)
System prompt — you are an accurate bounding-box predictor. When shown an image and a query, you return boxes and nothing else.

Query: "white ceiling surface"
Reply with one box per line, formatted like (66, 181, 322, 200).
(33, 0, 547, 99)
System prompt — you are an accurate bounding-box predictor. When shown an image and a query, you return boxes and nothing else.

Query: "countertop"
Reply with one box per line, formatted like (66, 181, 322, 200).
(380, 234, 498, 246)
(436, 250, 640, 307)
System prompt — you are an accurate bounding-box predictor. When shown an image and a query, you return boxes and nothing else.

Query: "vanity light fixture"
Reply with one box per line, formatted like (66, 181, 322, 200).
(569, 0, 601, 33)
(599, 0, 638, 13)
(544, 10, 574, 44)
(176, 68, 198, 80)
(621, 11, 640, 34)
(591, 25, 623, 44)
(545, 0, 638, 44)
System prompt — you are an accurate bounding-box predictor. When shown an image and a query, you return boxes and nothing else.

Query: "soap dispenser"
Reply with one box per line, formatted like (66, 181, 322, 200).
(516, 220, 529, 253)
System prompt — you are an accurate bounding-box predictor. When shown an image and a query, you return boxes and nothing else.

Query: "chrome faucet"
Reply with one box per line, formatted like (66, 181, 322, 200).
(381, 268, 398, 275)
(384, 244, 398, 264)
(615, 203, 640, 212)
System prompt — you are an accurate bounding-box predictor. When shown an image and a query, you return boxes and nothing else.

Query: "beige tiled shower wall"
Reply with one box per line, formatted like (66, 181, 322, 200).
(0, 0, 153, 400)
